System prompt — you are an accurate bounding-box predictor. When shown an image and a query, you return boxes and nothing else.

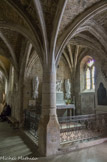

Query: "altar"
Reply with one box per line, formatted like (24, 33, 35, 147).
(57, 104, 75, 117)
(56, 79, 75, 117)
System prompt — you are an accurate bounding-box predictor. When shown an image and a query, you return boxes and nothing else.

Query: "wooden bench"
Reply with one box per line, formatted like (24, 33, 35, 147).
(7, 116, 19, 129)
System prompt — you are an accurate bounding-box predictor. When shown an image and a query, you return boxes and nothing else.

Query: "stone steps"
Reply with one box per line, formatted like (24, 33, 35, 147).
(0, 122, 34, 159)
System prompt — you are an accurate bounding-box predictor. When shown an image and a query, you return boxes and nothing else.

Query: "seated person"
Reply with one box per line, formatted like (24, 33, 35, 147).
(0, 103, 11, 121)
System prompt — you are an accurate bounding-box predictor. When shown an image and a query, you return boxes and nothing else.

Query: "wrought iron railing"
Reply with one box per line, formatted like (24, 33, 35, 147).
(59, 113, 107, 144)
(24, 109, 107, 145)
(24, 109, 40, 144)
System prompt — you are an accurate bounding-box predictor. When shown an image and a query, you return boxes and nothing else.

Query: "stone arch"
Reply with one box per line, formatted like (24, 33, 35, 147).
(23, 49, 43, 109)
(5, 0, 43, 60)
(24, 48, 43, 79)
(0, 59, 8, 79)
(0, 21, 43, 64)
(56, 1, 107, 64)
(0, 31, 18, 70)
(75, 24, 107, 55)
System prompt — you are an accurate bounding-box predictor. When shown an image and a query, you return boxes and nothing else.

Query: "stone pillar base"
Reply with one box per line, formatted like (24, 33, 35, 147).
(38, 115, 60, 156)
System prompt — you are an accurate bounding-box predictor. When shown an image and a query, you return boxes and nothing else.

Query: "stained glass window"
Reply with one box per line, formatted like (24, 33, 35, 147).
(92, 66, 95, 89)
(86, 68, 90, 89)
(87, 59, 94, 67)
(85, 59, 95, 90)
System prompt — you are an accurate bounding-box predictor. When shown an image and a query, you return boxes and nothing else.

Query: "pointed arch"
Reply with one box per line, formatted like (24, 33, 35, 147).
(5, 0, 44, 61)
(33, 0, 48, 64)
(0, 31, 18, 70)
(0, 21, 43, 64)
(56, 1, 107, 64)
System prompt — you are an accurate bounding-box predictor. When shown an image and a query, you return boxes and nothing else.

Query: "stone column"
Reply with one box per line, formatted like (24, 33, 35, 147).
(38, 63, 60, 156)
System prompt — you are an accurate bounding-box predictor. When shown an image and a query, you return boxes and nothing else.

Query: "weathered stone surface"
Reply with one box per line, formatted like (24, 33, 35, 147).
(38, 115, 60, 156)
(59, 0, 101, 35)
(81, 92, 95, 114)
(0, 0, 107, 157)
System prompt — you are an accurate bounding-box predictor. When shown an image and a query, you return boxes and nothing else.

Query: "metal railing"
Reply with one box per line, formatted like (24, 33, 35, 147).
(24, 109, 40, 144)
(24, 109, 107, 145)
(59, 113, 107, 144)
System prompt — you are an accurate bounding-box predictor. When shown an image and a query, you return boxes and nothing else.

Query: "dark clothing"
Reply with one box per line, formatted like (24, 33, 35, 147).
(0, 105, 11, 121)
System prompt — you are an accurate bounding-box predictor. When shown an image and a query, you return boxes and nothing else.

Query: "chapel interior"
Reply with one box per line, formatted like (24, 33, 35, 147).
(0, 0, 107, 161)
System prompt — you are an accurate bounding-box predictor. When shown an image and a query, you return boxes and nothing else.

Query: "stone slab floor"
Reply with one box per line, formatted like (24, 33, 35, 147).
(0, 121, 107, 162)
(36, 142, 107, 162)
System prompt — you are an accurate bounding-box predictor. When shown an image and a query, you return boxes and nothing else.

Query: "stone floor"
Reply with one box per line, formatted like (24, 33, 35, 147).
(32, 142, 107, 162)
(0, 121, 107, 162)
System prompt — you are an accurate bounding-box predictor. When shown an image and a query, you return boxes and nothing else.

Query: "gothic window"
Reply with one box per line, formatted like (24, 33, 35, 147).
(85, 59, 95, 90)
(86, 67, 90, 89)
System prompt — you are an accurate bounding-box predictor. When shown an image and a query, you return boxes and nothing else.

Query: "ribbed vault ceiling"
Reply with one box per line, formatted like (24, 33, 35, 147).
(0, 0, 106, 78)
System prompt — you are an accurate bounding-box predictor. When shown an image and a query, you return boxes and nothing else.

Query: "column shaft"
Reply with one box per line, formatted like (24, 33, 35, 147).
(38, 65, 60, 156)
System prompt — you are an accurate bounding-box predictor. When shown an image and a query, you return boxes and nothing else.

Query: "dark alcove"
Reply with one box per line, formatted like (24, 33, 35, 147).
(97, 82, 107, 105)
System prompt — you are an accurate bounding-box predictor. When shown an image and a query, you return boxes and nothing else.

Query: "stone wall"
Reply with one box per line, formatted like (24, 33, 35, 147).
(0, 80, 5, 114)
(81, 92, 95, 114)
(5, 65, 20, 120)
(0, 82, 5, 103)
(95, 59, 107, 113)
(6, 65, 16, 118)
(75, 66, 81, 114)
(75, 51, 107, 115)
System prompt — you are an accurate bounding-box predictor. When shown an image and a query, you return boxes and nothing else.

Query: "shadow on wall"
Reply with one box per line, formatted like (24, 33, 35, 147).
(97, 82, 107, 105)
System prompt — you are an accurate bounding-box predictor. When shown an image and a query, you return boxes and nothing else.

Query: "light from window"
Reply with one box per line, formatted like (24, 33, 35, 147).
(87, 59, 94, 67)
(86, 68, 90, 89)
(85, 59, 95, 90)
(92, 66, 95, 89)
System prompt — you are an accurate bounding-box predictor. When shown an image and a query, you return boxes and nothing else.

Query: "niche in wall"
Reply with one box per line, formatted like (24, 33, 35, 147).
(97, 82, 107, 105)
(80, 55, 95, 114)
